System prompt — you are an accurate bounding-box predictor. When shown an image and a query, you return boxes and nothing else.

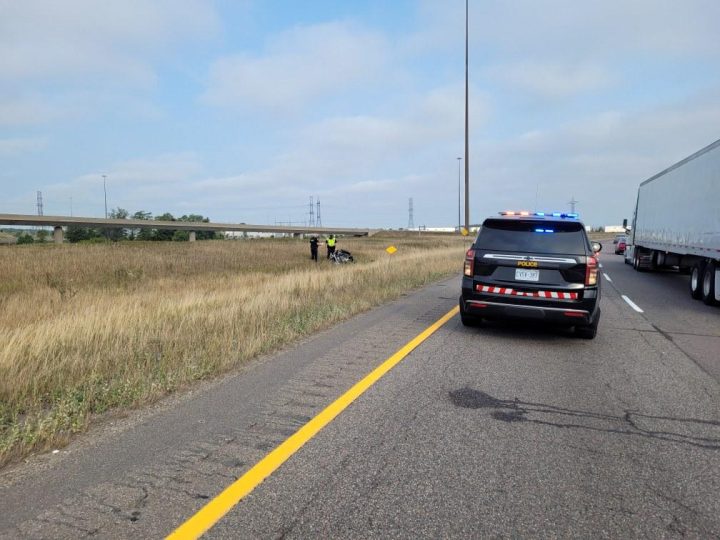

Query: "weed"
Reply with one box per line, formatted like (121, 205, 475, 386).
(0, 235, 468, 466)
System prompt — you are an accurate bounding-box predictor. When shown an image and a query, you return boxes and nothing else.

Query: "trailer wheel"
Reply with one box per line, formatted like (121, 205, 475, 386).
(690, 263, 705, 299)
(701, 262, 718, 306)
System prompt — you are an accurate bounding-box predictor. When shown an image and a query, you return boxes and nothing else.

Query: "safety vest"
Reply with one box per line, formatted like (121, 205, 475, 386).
(327, 237, 336, 247)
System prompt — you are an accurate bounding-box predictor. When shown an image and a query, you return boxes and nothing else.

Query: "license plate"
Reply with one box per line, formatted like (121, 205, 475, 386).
(515, 268, 539, 282)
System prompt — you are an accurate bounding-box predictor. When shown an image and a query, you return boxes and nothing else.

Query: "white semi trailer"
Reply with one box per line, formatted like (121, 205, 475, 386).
(624, 138, 720, 305)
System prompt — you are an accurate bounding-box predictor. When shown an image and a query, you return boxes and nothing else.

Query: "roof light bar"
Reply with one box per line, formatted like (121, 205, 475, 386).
(498, 211, 580, 219)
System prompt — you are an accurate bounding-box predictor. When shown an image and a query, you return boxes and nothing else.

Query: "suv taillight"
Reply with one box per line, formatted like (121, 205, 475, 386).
(464, 249, 475, 277)
(585, 255, 598, 286)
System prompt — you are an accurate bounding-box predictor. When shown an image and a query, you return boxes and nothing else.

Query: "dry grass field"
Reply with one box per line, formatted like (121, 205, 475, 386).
(0, 234, 468, 466)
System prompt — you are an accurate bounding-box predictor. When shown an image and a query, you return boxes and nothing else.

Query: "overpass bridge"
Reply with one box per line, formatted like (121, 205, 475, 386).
(0, 214, 375, 243)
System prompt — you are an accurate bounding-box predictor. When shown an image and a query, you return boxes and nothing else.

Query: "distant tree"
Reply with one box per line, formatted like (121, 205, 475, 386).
(66, 226, 94, 243)
(36, 229, 49, 242)
(131, 210, 153, 240)
(172, 230, 189, 241)
(105, 208, 129, 241)
(178, 214, 215, 240)
(17, 234, 34, 244)
(153, 212, 176, 241)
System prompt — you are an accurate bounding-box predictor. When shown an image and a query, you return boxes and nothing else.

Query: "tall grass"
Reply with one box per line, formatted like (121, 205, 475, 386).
(0, 235, 467, 466)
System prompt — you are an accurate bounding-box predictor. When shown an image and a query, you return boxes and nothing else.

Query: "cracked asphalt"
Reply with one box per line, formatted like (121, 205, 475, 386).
(1, 255, 719, 538)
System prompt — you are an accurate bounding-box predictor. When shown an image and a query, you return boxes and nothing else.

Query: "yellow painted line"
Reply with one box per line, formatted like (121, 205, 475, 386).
(167, 305, 459, 539)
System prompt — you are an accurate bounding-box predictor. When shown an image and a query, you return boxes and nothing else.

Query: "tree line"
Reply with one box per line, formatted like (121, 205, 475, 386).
(65, 209, 219, 243)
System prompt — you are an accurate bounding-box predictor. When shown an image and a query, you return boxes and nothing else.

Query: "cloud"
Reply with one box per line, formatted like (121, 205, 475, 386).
(202, 21, 390, 112)
(288, 83, 489, 173)
(471, 96, 720, 225)
(0, 0, 219, 84)
(413, 0, 720, 59)
(0, 137, 47, 156)
(75, 153, 203, 187)
(0, 96, 64, 126)
(486, 63, 614, 99)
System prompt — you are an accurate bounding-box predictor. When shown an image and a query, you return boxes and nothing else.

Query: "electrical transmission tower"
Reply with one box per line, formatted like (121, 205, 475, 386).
(316, 198, 322, 227)
(408, 197, 414, 229)
(37, 191, 44, 216)
(568, 196, 579, 214)
(309, 196, 315, 227)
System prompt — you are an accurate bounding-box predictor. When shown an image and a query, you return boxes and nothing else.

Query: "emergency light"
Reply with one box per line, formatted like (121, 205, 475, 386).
(499, 211, 579, 219)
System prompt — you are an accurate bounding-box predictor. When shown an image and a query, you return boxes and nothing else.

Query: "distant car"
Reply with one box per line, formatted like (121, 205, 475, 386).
(460, 211, 602, 339)
(614, 236, 627, 254)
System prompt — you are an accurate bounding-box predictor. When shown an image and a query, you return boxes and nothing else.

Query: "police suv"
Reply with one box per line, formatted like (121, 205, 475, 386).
(459, 211, 602, 339)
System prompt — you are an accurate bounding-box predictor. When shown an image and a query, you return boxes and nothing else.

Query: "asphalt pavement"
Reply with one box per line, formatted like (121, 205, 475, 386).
(1, 253, 719, 538)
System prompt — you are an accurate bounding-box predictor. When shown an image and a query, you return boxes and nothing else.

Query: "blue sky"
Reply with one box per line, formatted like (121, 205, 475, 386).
(2, 0, 719, 228)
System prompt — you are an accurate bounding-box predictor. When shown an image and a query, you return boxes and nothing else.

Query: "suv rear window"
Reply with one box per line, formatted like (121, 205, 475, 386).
(476, 219, 588, 255)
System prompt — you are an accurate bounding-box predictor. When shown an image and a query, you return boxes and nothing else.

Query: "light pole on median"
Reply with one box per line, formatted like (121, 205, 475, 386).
(464, 0, 470, 233)
(457, 157, 462, 232)
(102, 174, 108, 219)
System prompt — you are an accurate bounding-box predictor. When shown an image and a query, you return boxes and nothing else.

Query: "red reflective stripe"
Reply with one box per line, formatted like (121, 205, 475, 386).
(476, 286, 578, 299)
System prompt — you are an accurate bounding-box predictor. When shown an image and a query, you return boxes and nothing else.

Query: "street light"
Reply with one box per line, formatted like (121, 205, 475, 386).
(464, 0, 470, 232)
(102, 174, 108, 219)
(457, 157, 462, 232)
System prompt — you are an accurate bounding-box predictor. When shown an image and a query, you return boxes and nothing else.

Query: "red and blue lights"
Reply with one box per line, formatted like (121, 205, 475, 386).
(499, 211, 579, 219)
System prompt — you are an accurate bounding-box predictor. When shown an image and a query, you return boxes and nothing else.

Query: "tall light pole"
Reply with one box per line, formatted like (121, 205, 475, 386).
(457, 157, 462, 231)
(102, 174, 108, 218)
(464, 0, 470, 232)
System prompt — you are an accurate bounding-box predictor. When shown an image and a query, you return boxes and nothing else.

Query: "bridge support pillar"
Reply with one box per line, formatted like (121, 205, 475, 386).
(189, 231, 196, 242)
(53, 226, 63, 244)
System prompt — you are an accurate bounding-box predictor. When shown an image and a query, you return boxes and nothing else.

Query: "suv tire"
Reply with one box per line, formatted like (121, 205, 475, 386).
(576, 311, 600, 339)
(459, 301, 482, 327)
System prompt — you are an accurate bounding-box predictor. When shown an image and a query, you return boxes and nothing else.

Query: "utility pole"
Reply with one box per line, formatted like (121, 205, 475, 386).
(457, 157, 462, 231)
(102, 174, 108, 219)
(309, 196, 315, 227)
(408, 197, 414, 230)
(36, 191, 43, 216)
(464, 0, 470, 232)
(569, 196, 578, 214)
(316, 198, 322, 227)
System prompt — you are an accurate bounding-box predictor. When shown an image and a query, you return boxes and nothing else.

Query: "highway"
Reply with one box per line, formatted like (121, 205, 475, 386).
(1, 253, 719, 538)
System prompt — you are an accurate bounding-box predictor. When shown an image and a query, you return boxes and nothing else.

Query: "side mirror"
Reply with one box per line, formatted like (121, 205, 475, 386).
(592, 241, 602, 253)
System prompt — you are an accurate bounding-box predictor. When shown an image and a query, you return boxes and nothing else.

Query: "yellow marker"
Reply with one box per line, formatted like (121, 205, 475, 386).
(385, 245, 397, 254)
(167, 306, 459, 539)
(460, 227, 469, 236)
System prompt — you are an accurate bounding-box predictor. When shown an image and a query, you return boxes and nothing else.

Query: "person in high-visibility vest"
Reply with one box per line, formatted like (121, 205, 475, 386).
(326, 234, 336, 259)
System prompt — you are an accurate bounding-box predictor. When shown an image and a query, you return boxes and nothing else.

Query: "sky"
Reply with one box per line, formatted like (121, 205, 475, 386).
(2, 0, 720, 229)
